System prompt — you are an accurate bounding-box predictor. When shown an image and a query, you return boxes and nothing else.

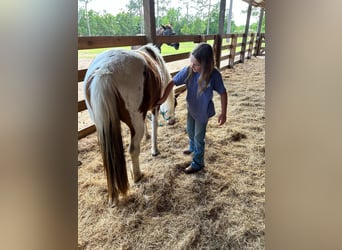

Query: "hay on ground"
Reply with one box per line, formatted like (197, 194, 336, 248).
(78, 57, 265, 249)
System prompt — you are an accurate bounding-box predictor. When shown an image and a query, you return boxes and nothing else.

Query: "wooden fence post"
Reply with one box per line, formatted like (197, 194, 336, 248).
(254, 7, 264, 56)
(200, 35, 206, 43)
(228, 34, 237, 68)
(213, 34, 222, 69)
(247, 33, 255, 59)
(253, 35, 260, 56)
(254, 33, 264, 56)
(261, 33, 265, 55)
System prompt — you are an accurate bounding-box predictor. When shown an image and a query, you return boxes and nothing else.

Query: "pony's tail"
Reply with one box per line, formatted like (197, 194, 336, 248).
(90, 73, 129, 204)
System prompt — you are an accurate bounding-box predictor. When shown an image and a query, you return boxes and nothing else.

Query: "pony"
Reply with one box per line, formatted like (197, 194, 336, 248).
(131, 24, 180, 52)
(83, 44, 175, 205)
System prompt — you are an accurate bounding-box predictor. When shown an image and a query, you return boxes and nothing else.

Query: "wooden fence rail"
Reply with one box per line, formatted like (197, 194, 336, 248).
(78, 33, 265, 139)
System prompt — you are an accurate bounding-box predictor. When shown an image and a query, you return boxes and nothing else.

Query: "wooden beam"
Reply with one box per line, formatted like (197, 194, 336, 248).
(214, 0, 226, 69)
(255, 8, 265, 56)
(78, 36, 147, 50)
(78, 100, 87, 112)
(226, 0, 233, 41)
(143, 0, 156, 44)
(78, 125, 96, 140)
(241, 0, 265, 8)
(156, 35, 201, 43)
(218, 0, 226, 36)
(240, 3, 252, 63)
(213, 35, 222, 68)
(78, 69, 87, 82)
(163, 52, 190, 63)
(256, 7, 264, 36)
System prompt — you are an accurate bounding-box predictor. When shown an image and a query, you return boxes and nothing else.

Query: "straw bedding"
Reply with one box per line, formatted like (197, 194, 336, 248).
(78, 57, 265, 249)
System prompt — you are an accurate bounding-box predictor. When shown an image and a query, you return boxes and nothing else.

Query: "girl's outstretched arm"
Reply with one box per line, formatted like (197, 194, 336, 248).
(218, 91, 228, 125)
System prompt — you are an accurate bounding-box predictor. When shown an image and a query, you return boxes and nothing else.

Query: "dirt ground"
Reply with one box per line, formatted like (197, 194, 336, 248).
(78, 56, 265, 249)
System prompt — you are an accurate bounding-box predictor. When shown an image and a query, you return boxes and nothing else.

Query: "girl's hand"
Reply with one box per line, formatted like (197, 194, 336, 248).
(218, 114, 226, 125)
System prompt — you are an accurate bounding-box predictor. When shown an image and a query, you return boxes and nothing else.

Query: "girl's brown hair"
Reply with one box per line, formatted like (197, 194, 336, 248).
(185, 42, 215, 95)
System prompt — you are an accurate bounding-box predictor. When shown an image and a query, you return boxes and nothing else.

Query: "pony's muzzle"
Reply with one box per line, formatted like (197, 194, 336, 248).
(173, 42, 180, 50)
(167, 117, 176, 125)
(168, 42, 179, 50)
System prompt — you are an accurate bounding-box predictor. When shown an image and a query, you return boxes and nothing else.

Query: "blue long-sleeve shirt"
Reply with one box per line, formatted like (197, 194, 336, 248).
(173, 67, 226, 124)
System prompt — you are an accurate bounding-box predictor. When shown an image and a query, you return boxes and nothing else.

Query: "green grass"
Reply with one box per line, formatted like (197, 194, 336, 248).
(78, 41, 204, 59)
(77, 39, 246, 60)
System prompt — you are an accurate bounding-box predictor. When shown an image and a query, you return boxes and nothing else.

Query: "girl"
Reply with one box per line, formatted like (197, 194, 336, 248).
(158, 43, 227, 174)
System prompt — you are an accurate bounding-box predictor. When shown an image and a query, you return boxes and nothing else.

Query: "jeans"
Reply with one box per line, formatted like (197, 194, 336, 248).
(186, 113, 208, 170)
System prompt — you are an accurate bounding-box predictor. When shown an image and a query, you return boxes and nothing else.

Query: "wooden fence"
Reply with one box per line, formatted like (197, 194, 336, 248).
(78, 33, 265, 139)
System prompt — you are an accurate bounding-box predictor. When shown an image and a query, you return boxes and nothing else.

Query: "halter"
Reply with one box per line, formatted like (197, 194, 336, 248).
(160, 110, 173, 121)
(146, 110, 174, 126)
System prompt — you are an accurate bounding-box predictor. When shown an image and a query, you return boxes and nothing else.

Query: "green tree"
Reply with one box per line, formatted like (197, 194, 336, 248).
(126, 0, 143, 33)
(79, 0, 92, 35)
(77, 0, 264, 36)
(78, 8, 88, 36)
(240, 6, 266, 33)
(115, 12, 141, 35)
(160, 8, 181, 26)
(208, 2, 219, 34)
(156, 0, 172, 27)
(180, 23, 191, 34)
(191, 17, 206, 34)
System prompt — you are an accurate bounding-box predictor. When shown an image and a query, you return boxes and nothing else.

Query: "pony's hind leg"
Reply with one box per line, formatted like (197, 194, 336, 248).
(128, 122, 144, 183)
(151, 107, 160, 156)
(144, 119, 150, 140)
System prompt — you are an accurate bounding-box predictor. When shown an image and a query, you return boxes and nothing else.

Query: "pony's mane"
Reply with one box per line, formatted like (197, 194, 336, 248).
(138, 44, 171, 83)
(137, 44, 175, 122)
(138, 44, 160, 60)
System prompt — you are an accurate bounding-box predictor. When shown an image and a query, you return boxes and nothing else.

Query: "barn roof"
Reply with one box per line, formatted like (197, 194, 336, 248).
(241, 0, 265, 9)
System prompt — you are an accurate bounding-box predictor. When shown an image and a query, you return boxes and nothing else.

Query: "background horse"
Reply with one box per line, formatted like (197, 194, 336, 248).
(155, 24, 180, 52)
(84, 44, 175, 206)
(131, 24, 180, 52)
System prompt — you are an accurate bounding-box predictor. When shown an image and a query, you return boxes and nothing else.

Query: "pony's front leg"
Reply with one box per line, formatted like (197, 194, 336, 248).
(151, 107, 160, 156)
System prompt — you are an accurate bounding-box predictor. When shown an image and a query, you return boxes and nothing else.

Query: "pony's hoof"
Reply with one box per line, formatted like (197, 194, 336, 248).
(134, 172, 144, 183)
(108, 196, 119, 207)
(108, 199, 114, 207)
(152, 151, 160, 157)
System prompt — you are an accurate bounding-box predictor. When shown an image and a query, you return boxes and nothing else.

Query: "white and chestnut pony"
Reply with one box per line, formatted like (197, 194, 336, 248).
(84, 44, 175, 205)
